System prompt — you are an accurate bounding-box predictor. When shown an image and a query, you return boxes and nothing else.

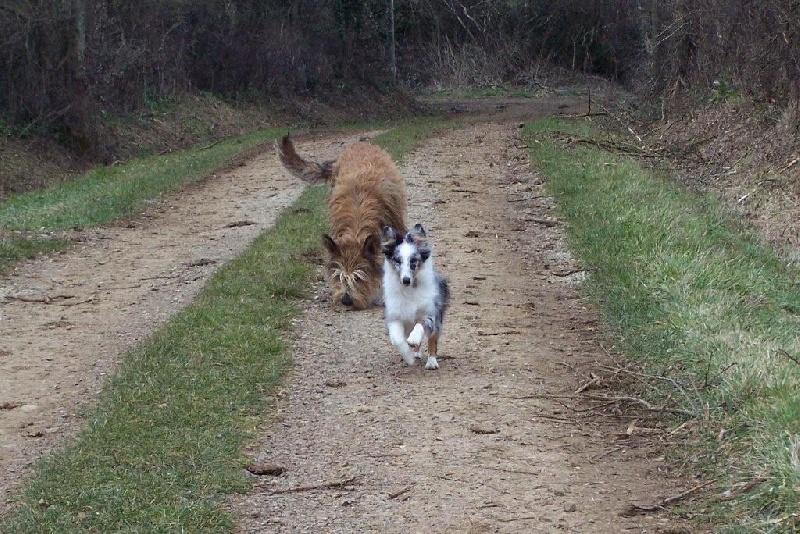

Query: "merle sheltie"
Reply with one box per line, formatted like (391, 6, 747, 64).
(382, 224, 450, 370)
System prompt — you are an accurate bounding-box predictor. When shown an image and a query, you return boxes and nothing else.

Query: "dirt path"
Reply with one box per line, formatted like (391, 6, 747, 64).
(2, 100, 689, 531)
(230, 111, 689, 532)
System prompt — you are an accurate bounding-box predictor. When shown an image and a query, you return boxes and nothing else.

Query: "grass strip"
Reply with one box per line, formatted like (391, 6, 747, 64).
(373, 117, 458, 161)
(0, 129, 285, 274)
(525, 118, 800, 531)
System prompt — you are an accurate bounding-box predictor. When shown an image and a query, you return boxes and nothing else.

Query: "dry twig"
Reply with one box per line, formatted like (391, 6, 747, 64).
(621, 479, 716, 516)
(388, 485, 413, 499)
(497, 515, 539, 523)
(776, 156, 799, 174)
(583, 394, 698, 418)
(478, 465, 540, 476)
(591, 445, 624, 461)
(715, 477, 767, 501)
(3, 294, 75, 304)
(575, 372, 602, 393)
(476, 330, 521, 336)
(269, 476, 357, 495)
(776, 348, 800, 366)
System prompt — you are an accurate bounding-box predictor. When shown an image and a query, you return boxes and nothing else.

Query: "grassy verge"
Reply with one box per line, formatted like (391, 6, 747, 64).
(0, 121, 450, 531)
(374, 117, 459, 160)
(525, 118, 800, 531)
(0, 129, 285, 274)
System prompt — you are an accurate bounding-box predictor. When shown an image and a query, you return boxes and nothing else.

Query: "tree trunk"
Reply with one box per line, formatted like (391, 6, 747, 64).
(388, 0, 397, 81)
(73, 0, 86, 70)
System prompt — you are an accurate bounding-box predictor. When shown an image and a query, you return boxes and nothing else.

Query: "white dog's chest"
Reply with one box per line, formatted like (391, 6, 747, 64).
(383, 279, 434, 322)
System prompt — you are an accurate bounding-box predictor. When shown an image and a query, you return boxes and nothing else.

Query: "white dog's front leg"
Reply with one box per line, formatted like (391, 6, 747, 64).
(406, 323, 425, 350)
(388, 321, 416, 365)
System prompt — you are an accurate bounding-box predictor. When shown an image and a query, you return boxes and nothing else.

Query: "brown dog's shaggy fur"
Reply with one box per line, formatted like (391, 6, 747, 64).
(277, 136, 408, 309)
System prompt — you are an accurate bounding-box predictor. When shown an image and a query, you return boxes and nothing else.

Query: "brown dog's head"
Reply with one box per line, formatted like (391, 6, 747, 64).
(323, 233, 383, 309)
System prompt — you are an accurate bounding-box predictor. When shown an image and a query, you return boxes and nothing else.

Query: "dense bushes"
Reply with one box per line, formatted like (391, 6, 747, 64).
(0, 1, 394, 151)
(1, 1, 797, 155)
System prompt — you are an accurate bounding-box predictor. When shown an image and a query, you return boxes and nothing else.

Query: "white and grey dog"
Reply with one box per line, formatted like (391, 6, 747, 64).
(382, 224, 450, 370)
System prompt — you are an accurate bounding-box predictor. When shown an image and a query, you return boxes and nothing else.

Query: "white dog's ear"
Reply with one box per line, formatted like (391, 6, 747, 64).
(382, 226, 396, 241)
(407, 223, 429, 247)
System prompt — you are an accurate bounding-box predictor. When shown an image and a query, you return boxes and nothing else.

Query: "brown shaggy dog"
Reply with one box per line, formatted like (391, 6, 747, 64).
(277, 136, 408, 309)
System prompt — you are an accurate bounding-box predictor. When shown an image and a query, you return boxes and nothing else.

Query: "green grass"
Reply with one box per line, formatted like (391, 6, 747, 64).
(0, 120, 451, 532)
(0, 128, 285, 274)
(373, 117, 459, 160)
(525, 118, 800, 531)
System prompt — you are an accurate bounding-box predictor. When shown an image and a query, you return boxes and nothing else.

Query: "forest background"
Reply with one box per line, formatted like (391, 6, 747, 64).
(2, 0, 798, 198)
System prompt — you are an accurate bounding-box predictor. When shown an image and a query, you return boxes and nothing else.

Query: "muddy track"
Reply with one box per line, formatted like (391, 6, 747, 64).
(2, 99, 689, 531)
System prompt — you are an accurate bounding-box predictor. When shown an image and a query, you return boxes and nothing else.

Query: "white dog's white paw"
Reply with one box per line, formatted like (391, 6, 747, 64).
(402, 353, 417, 366)
(407, 324, 425, 349)
(424, 357, 439, 370)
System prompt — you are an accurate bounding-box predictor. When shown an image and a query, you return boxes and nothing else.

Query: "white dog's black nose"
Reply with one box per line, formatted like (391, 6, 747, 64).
(402, 277, 411, 285)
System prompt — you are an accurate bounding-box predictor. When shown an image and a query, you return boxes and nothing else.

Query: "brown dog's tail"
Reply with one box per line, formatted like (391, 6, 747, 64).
(276, 135, 335, 184)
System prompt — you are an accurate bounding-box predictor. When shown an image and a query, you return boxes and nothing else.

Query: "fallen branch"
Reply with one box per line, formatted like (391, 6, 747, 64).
(621, 479, 716, 516)
(507, 196, 545, 203)
(497, 515, 539, 523)
(572, 399, 620, 413)
(478, 465, 540, 476)
(571, 136, 651, 157)
(776, 156, 799, 174)
(591, 445, 624, 461)
(525, 217, 559, 227)
(598, 364, 691, 399)
(582, 394, 698, 419)
(199, 139, 223, 150)
(737, 180, 767, 204)
(575, 372, 602, 393)
(530, 413, 579, 423)
(551, 268, 584, 278)
(269, 476, 357, 495)
(476, 330, 521, 336)
(3, 294, 75, 304)
(776, 348, 800, 366)
(715, 477, 767, 501)
(596, 101, 644, 145)
(388, 485, 413, 499)
(224, 220, 256, 228)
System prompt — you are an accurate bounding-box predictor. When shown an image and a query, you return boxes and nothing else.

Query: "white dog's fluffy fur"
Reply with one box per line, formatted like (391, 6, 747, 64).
(382, 224, 450, 370)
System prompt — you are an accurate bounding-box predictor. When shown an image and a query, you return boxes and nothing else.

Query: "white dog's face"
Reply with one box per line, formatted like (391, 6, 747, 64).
(382, 225, 430, 287)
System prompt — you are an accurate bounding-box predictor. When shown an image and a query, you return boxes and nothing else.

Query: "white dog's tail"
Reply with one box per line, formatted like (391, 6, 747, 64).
(276, 135, 335, 184)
